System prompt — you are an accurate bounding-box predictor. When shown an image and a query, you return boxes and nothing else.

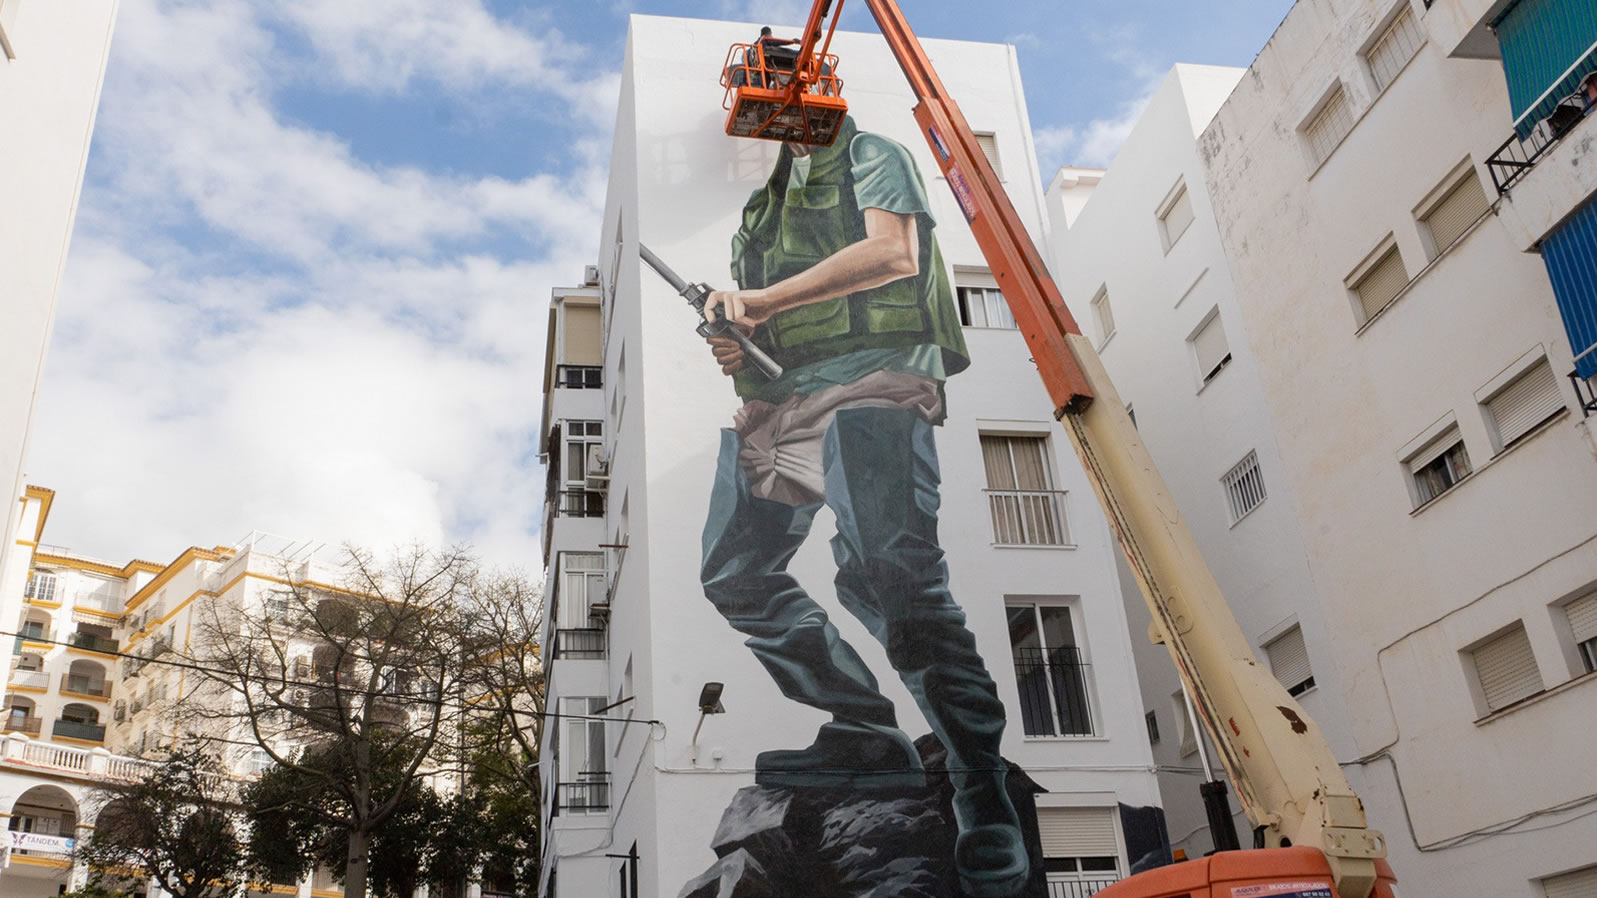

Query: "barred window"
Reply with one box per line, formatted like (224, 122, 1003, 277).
(1221, 451, 1266, 524)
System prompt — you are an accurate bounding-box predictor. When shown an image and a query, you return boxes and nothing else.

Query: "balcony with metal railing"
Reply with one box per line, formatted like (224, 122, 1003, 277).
(1486, 91, 1594, 195)
(1046, 879, 1120, 898)
(986, 489, 1070, 546)
(51, 719, 107, 743)
(554, 628, 607, 660)
(555, 365, 603, 389)
(555, 489, 606, 518)
(67, 632, 119, 655)
(61, 675, 113, 700)
(10, 669, 49, 691)
(2, 715, 42, 736)
(1013, 647, 1095, 738)
(555, 775, 611, 814)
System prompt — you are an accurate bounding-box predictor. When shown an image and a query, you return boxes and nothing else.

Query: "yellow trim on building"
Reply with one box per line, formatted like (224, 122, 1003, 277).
(15, 539, 37, 548)
(52, 734, 106, 747)
(8, 684, 47, 695)
(66, 645, 118, 659)
(22, 598, 61, 609)
(24, 485, 54, 544)
(123, 546, 233, 614)
(9, 855, 72, 869)
(72, 606, 122, 620)
(58, 689, 111, 703)
(33, 551, 164, 581)
(20, 640, 53, 653)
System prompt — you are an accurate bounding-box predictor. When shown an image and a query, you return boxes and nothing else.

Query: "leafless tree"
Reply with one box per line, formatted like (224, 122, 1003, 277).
(453, 571, 546, 811)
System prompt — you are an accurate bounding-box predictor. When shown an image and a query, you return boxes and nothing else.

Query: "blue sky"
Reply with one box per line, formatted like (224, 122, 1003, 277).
(30, 0, 1291, 570)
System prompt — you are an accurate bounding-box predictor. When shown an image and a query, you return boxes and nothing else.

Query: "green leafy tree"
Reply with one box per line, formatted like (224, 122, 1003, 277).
(74, 747, 245, 898)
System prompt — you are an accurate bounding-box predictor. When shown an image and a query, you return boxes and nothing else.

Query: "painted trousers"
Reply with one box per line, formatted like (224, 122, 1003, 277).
(700, 383, 1009, 791)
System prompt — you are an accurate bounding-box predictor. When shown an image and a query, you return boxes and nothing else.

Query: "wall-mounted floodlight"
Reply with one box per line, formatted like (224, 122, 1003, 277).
(692, 682, 726, 748)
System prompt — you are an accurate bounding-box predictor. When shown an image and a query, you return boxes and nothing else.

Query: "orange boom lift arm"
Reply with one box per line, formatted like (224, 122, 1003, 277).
(720, 3, 1397, 898)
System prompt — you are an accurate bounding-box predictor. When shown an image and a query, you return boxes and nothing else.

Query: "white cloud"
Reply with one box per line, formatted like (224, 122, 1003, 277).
(28, 0, 613, 571)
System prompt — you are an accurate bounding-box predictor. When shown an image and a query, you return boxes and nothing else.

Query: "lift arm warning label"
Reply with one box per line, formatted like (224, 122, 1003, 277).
(1230, 884, 1334, 898)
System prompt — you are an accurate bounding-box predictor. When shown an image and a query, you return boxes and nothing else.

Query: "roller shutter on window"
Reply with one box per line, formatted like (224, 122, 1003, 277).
(1544, 864, 1597, 898)
(1161, 187, 1194, 247)
(1037, 807, 1118, 858)
(1472, 625, 1544, 712)
(1192, 314, 1230, 382)
(1487, 360, 1564, 449)
(1354, 247, 1408, 322)
(975, 133, 1003, 180)
(1265, 627, 1313, 693)
(564, 305, 602, 366)
(1565, 592, 1597, 644)
(1423, 174, 1489, 253)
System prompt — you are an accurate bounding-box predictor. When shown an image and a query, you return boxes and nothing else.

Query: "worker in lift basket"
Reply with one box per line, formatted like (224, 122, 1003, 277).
(698, 114, 1029, 897)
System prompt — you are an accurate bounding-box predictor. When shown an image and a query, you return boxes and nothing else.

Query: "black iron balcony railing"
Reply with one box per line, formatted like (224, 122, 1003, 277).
(554, 628, 607, 660)
(555, 365, 603, 389)
(556, 489, 606, 518)
(1013, 647, 1095, 738)
(68, 632, 119, 654)
(52, 719, 107, 742)
(1046, 879, 1121, 898)
(1487, 94, 1593, 195)
(1574, 370, 1597, 418)
(556, 776, 610, 812)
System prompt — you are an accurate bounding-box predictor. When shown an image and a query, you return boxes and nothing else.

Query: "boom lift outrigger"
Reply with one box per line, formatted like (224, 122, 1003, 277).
(718, 3, 1397, 897)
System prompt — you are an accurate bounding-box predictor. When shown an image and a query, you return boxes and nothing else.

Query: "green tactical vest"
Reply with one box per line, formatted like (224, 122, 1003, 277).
(728, 118, 970, 397)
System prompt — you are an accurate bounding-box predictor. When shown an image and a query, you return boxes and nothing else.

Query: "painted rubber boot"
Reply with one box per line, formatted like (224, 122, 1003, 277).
(951, 772, 1029, 897)
(755, 720, 926, 790)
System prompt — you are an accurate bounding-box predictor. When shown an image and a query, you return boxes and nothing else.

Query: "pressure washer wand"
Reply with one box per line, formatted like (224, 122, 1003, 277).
(638, 243, 784, 380)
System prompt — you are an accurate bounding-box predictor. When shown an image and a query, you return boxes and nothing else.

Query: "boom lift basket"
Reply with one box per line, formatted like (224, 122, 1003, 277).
(721, 41, 847, 145)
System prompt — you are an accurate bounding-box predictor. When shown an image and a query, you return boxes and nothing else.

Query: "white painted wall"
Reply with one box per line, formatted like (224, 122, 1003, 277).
(539, 14, 1164, 897)
(1194, 0, 1597, 893)
(0, 2, 119, 597)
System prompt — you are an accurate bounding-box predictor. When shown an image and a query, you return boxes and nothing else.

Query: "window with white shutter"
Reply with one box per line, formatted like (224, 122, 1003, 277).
(1036, 807, 1121, 885)
(1564, 591, 1597, 674)
(1405, 427, 1472, 507)
(562, 304, 602, 367)
(1471, 624, 1544, 713)
(1421, 171, 1489, 256)
(1365, 7, 1424, 92)
(1191, 311, 1231, 385)
(956, 268, 1017, 329)
(1543, 863, 1597, 898)
(1091, 287, 1115, 346)
(1484, 359, 1565, 451)
(1303, 86, 1355, 165)
(1221, 451, 1267, 524)
(974, 132, 1004, 181)
(1265, 626, 1315, 696)
(1159, 184, 1195, 251)
(1351, 245, 1409, 324)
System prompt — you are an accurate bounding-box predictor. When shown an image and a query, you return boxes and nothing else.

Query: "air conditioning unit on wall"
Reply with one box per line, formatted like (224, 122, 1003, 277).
(585, 444, 611, 492)
(584, 264, 601, 286)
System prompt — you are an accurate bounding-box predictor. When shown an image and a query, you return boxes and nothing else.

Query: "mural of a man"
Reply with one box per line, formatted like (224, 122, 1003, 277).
(699, 115, 1029, 896)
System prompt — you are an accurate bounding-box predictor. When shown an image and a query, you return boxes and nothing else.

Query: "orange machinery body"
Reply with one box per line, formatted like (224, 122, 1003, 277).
(720, 41, 848, 145)
(1096, 848, 1398, 898)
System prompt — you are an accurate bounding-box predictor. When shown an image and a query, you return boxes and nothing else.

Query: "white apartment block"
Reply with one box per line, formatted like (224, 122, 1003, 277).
(1048, 0, 1597, 894)
(536, 15, 1167, 898)
(0, 1, 119, 591)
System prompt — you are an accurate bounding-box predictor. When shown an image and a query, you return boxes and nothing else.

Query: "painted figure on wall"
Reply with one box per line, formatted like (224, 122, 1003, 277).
(696, 114, 1030, 897)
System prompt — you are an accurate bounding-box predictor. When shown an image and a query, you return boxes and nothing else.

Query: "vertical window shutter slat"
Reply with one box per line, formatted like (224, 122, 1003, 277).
(1544, 864, 1597, 898)
(1193, 315, 1229, 376)
(1163, 188, 1194, 245)
(976, 133, 1002, 179)
(1265, 627, 1312, 690)
(1037, 807, 1118, 857)
(1355, 249, 1409, 320)
(1565, 593, 1597, 644)
(1092, 291, 1114, 341)
(1368, 8, 1422, 91)
(1407, 428, 1462, 471)
(1487, 361, 1564, 447)
(1424, 175, 1489, 253)
(1306, 89, 1354, 163)
(1473, 626, 1544, 711)
(564, 306, 602, 366)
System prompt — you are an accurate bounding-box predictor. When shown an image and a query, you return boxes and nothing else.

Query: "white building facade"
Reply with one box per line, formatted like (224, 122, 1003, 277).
(0, 1, 119, 591)
(1048, 0, 1597, 894)
(536, 15, 1170, 898)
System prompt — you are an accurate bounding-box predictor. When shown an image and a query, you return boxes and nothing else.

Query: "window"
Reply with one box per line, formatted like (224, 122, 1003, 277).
(974, 132, 1003, 180)
(564, 421, 603, 487)
(248, 748, 272, 776)
(1471, 623, 1544, 713)
(562, 303, 603, 368)
(1543, 863, 1597, 898)
(1483, 358, 1564, 451)
(1406, 428, 1472, 506)
(24, 571, 57, 604)
(1564, 591, 1597, 674)
(1303, 85, 1355, 166)
(1221, 451, 1267, 524)
(1090, 286, 1115, 347)
(560, 697, 609, 813)
(263, 591, 290, 621)
(979, 435, 1068, 545)
(1350, 244, 1408, 324)
(1036, 807, 1120, 890)
(1190, 310, 1231, 385)
(557, 552, 608, 628)
(956, 269, 1016, 329)
(1264, 626, 1315, 696)
(1158, 184, 1195, 251)
(1421, 169, 1490, 258)
(1144, 710, 1160, 744)
(1365, 6, 1423, 92)
(1007, 603, 1093, 736)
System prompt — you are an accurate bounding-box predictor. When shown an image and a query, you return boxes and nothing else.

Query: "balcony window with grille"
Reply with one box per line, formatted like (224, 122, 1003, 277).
(1264, 626, 1315, 696)
(1036, 806, 1121, 894)
(1365, 6, 1423, 93)
(1303, 85, 1355, 166)
(1090, 287, 1115, 347)
(1406, 428, 1472, 507)
(1221, 451, 1266, 525)
(1483, 358, 1565, 452)
(1190, 311, 1231, 386)
(559, 697, 609, 813)
(1007, 603, 1093, 737)
(1564, 591, 1597, 674)
(24, 572, 57, 604)
(974, 132, 1003, 180)
(1158, 183, 1194, 251)
(1350, 243, 1408, 325)
(1420, 169, 1489, 257)
(1471, 623, 1544, 714)
(980, 435, 1068, 546)
(956, 269, 1017, 329)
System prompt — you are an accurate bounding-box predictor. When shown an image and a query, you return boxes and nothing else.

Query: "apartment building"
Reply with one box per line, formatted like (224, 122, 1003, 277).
(536, 15, 1167, 898)
(0, 1, 119, 589)
(1046, 0, 1597, 894)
